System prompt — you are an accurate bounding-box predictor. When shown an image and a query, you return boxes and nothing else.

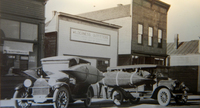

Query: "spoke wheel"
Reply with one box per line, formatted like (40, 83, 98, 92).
(175, 90, 188, 104)
(84, 88, 92, 108)
(112, 90, 123, 106)
(13, 89, 30, 108)
(129, 98, 140, 104)
(53, 87, 69, 108)
(157, 88, 171, 106)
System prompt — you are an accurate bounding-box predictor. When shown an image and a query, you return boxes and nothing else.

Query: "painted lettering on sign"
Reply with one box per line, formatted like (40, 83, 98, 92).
(70, 28, 110, 45)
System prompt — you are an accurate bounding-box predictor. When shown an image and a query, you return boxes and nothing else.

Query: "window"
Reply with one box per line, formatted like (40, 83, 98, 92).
(138, 24, 143, 44)
(158, 29, 162, 48)
(0, 19, 38, 41)
(148, 27, 153, 46)
(97, 59, 109, 72)
(21, 22, 38, 41)
(0, 19, 20, 39)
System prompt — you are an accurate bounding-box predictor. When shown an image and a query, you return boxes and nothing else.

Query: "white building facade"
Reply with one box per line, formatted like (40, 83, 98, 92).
(45, 11, 121, 71)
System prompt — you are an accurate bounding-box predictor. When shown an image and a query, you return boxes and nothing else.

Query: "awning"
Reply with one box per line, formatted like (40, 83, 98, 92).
(3, 41, 33, 55)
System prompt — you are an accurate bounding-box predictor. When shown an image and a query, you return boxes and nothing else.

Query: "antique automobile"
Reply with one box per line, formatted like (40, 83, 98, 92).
(99, 64, 189, 106)
(13, 56, 104, 108)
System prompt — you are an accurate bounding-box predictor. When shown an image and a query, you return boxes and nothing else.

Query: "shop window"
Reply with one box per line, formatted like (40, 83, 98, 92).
(132, 56, 145, 64)
(158, 29, 162, 48)
(155, 58, 164, 65)
(148, 27, 153, 46)
(21, 22, 38, 41)
(0, 19, 20, 39)
(138, 24, 143, 44)
(97, 59, 109, 72)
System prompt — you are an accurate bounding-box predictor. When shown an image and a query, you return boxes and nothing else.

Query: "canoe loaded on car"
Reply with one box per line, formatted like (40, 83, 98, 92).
(99, 64, 189, 106)
(13, 56, 104, 108)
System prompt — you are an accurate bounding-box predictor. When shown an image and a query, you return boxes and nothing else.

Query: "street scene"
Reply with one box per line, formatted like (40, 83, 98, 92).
(0, 0, 200, 108)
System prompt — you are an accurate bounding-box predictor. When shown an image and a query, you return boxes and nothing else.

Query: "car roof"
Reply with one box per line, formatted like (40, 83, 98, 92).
(107, 64, 158, 71)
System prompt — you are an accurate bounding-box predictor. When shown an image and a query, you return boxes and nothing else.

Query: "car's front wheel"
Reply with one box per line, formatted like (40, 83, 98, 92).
(53, 87, 69, 108)
(157, 88, 171, 106)
(13, 89, 30, 108)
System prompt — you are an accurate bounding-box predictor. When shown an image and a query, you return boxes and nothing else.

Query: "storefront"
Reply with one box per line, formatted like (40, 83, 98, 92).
(45, 11, 121, 71)
(0, 0, 47, 99)
(0, 18, 40, 75)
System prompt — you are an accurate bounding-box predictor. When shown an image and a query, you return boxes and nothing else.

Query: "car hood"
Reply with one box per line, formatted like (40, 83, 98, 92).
(23, 69, 40, 79)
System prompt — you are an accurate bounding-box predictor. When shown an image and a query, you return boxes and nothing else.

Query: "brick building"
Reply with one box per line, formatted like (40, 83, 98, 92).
(0, 0, 47, 99)
(79, 0, 170, 66)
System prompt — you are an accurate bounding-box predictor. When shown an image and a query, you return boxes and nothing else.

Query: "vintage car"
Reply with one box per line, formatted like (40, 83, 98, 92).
(99, 64, 189, 106)
(13, 56, 104, 108)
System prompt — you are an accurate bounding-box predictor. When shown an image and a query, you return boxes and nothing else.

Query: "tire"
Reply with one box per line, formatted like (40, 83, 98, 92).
(157, 88, 171, 106)
(53, 87, 69, 108)
(112, 90, 123, 106)
(84, 88, 92, 108)
(175, 90, 188, 104)
(13, 89, 30, 108)
(129, 98, 140, 104)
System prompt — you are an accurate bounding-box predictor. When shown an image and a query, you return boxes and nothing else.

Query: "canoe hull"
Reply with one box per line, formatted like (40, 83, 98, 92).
(100, 71, 155, 88)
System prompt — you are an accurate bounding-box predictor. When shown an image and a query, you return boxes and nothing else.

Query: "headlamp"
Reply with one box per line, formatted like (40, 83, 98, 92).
(172, 82, 176, 87)
(24, 79, 32, 87)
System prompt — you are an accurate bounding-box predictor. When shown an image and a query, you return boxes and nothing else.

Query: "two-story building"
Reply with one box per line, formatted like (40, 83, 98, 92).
(0, 0, 47, 99)
(79, 0, 170, 66)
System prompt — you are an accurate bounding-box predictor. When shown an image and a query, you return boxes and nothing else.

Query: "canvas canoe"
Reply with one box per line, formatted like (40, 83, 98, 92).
(100, 70, 156, 88)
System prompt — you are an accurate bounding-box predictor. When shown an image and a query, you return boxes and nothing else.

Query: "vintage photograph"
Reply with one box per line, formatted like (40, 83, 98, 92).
(0, 0, 200, 108)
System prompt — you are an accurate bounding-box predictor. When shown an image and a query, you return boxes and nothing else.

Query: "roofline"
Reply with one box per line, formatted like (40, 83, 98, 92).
(58, 12, 122, 29)
(145, 0, 171, 11)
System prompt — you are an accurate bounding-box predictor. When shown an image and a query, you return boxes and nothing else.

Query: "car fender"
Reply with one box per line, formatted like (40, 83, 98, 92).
(14, 83, 25, 90)
(158, 80, 176, 90)
(53, 82, 70, 90)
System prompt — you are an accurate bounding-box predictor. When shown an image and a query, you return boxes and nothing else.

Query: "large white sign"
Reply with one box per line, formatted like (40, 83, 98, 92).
(70, 28, 110, 45)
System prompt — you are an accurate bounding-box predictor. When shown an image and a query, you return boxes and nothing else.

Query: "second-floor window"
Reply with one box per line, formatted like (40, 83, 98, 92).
(158, 29, 162, 48)
(0, 19, 38, 41)
(138, 24, 143, 44)
(148, 27, 153, 46)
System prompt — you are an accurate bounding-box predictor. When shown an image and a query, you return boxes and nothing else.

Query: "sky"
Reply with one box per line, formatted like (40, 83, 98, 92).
(45, 0, 200, 43)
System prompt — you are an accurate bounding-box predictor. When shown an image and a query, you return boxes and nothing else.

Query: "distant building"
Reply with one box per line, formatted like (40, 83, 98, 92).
(0, 0, 47, 99)
(45, 11, 121, 72)
(79, 0, 170, 66)
(167, 35, 200, 93)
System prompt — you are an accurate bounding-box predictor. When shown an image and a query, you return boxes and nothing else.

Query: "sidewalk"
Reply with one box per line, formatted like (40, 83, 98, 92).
(188, 95, 200, 100)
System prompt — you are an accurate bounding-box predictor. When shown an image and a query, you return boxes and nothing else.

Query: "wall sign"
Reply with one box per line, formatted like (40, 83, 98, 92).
(70, 28, 110, 45)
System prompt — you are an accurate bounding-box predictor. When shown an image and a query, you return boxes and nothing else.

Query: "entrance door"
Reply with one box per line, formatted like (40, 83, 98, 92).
(44, 32, 57, 57)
